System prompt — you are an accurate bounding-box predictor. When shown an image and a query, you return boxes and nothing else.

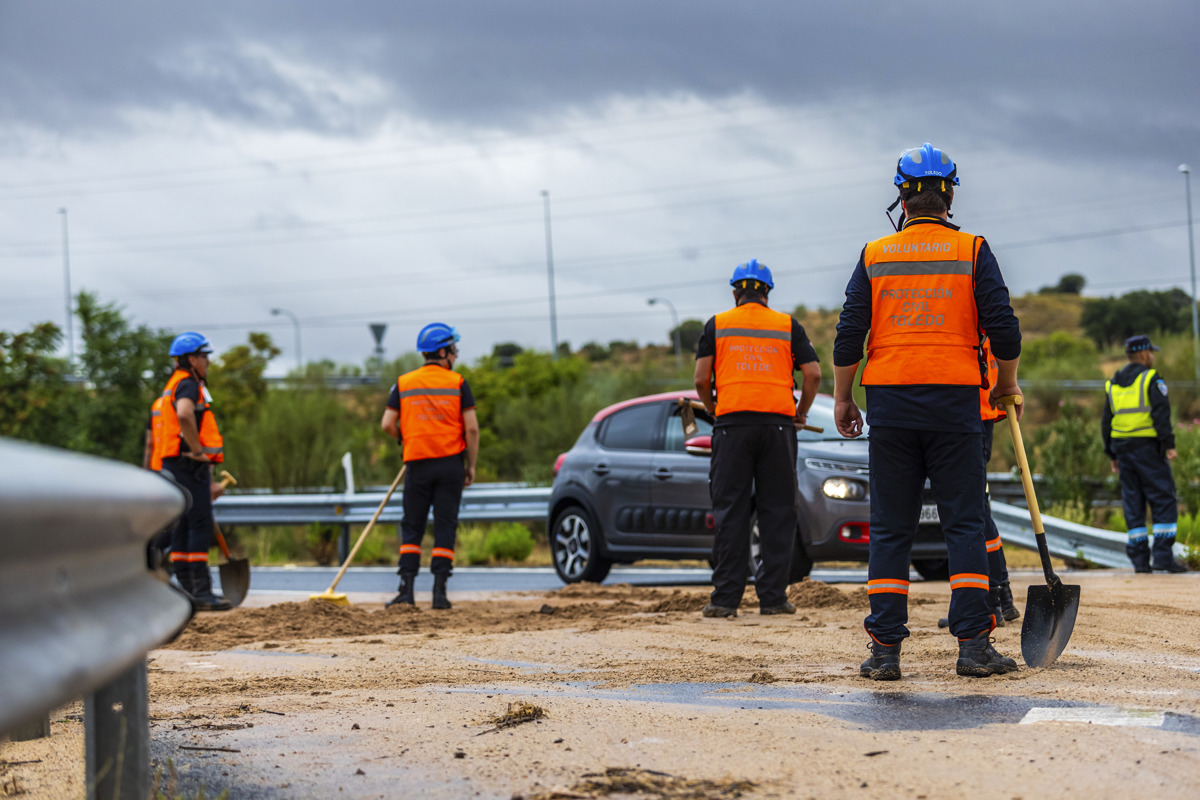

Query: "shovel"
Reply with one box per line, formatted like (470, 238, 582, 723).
(310, 464, 407, 606)
(677, 397, 824, 436)
(999, 395, 1080, 668)
(213, 470, 250, 607)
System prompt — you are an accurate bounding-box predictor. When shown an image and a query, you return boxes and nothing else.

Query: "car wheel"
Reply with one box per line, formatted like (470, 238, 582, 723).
(748, 512, 762, 580)
(550, 505, 612, 584)
(912, 558, 950, 581)
(747, 514, 813, 583)
(789, 532, 813, 584)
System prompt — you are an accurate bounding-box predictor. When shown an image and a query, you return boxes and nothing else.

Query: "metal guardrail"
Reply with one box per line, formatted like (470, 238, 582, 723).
(991, 500, 1131, 568)
(0, 438, 191, 799)
(213, 483, 553, 527)
(212, 478, 1138, 569)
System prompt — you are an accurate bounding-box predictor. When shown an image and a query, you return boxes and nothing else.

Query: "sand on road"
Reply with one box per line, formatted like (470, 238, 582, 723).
(4, 570, 1200, 799)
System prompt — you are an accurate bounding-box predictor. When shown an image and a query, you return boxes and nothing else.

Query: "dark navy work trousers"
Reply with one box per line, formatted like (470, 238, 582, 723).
(1115, 440, 1178, 567)
(866, 426, 992, 642)
(708, 423, 798, 609)
(162, 457, 214, 564)
(399, 453, 465, 577)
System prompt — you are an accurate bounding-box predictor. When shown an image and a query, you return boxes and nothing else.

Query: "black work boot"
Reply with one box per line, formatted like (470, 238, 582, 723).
(760, 601, 796, 615)
(1152, 536, 1188, 573)
(189, 563, 232, 612)
(432, 574, 452, 610)
(702, 603, 738, 618)
(996, 580, 1020, 621)
(860, 637, 902, 681)
(386, 573, 416, 607)
(988, 586, 1005, 628)
(1128, 541, 1153, 573)
(956, 630, 1018, 677)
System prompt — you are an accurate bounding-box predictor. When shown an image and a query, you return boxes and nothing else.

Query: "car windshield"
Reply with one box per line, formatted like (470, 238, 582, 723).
(798, 399, 869, 442)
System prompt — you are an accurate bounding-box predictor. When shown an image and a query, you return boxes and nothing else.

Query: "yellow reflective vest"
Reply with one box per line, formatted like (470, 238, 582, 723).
(1106, 368, 1158, 439)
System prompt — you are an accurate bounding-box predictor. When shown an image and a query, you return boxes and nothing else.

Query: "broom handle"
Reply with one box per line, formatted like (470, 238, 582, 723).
(999, 395, 1056, 584)
(326, 465, 407, 593)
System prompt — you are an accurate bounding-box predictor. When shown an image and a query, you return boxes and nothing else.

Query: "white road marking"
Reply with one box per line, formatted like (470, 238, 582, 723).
(1020, 707, 1165, 727)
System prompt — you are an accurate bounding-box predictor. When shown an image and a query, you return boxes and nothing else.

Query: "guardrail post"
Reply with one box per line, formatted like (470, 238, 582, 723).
(337, 523, 351, 564)
(85, 660, 149, 800)
(10, 712, 50, 741)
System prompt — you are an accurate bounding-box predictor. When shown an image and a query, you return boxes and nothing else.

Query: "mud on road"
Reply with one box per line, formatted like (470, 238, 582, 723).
(4, 572, 1200, 799)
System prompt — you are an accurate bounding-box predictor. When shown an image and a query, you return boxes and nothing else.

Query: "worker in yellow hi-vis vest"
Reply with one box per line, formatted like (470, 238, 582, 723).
(1102, 334, 1185, 573)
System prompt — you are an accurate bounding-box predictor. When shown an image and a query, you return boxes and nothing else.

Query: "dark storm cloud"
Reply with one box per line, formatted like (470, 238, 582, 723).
(3, 2, 1198, 151)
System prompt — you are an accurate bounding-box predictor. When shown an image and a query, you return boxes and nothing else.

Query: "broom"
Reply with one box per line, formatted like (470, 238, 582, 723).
(310, 464, 406, 606)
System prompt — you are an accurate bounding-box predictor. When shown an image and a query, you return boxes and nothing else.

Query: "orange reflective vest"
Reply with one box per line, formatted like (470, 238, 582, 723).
(861, 221, 985, 387)
(713, 302, 796, 417)
(979, 336, 1005, 422)
(157, 369, 224, 463)
(149, 395, 166, 471)
(397, 364, 467, 462)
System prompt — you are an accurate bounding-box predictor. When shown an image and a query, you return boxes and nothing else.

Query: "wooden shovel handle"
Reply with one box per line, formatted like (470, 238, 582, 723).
(217, 469, 238, 489)
(998, 395, 1044, 536)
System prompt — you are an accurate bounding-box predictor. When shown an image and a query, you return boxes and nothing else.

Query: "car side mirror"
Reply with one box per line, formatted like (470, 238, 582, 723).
(684, 434, 712, 457)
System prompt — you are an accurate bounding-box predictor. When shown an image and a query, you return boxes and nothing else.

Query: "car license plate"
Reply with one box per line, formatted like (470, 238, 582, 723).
(919, 504, 940, 524)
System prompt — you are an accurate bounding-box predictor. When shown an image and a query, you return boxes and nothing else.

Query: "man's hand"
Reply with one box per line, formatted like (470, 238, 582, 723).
(835, 400, 864, 438)
(464, 465, 476, 487)
(990, 384, 1024, 422)
(793, 412, 808, 431)
(1167, 448, 1178, 461)
(210, 481, 226, 501)
(1111, 459, 1119, 473)
(184, 451, 211, 463)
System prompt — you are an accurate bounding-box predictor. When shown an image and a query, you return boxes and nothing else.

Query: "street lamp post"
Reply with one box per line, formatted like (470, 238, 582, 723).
(1181, 164, 1199, 382)
(541, 190, 559, 361)
(58, 208, 74, 368)
(648, 297, 682, 371)
(271, 308, 303, 373)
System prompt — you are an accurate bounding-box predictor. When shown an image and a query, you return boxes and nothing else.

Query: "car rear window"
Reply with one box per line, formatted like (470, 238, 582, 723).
(599, 403, 662, 450)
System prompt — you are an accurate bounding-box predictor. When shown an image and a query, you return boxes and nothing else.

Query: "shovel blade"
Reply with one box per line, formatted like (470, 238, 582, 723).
(218, 559, 251, 608)
(1020, 582, 1081, 668)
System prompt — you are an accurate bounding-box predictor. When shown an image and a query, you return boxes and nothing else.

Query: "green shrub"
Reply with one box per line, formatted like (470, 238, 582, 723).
(1173, 423, 1200, 515)
(1028, 400, 1110, 507)
(486, 522, 536, 562)
(457, 525, 490, 565)
(1045, 501, 1090, 525)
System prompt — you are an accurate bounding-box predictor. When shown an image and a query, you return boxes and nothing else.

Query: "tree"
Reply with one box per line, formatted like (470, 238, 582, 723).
(0, 322, 72, 447)
(207, 332, 280, 428)
(1038, 273, 1086, 295)
(672, 319, 705, 355)
(1081, 289, 1193, 349)
(72, 291, 175, 464)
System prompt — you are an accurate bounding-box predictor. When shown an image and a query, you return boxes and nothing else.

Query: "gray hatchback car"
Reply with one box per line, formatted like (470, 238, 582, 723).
(547, 391, 950, 584)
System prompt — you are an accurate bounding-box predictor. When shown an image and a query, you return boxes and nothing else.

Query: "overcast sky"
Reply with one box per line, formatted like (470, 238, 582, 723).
(1, 1, 1197, 373)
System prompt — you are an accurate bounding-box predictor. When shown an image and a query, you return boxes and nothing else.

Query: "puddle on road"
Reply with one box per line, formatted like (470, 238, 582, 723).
(446, 681, 1200, 736)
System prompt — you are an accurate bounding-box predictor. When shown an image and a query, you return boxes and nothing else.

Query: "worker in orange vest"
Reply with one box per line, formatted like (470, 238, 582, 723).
(833, 144, 1022, 680)
(694, 260, 822, 618)
(159, 331, 230, 611)
(381, 323, 479, 610)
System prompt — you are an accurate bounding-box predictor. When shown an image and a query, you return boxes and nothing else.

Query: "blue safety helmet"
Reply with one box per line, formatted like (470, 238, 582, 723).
(168, 331, 213, 357)
(729, 259, 774, 292)
(894, 142, 959, 188)
(416, 322, 460, 353)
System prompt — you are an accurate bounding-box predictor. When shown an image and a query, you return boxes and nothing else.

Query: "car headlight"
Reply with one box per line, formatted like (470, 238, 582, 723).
(822, 477, 866, 500)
